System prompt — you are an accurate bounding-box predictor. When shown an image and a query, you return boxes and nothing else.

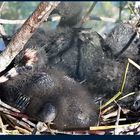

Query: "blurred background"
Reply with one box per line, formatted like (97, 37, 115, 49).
(0, 1, 139, 50)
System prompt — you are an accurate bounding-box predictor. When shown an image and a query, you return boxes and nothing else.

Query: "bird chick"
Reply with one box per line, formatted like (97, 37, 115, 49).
(0, 68, 99, 131)
(103, 22, 139, 60)
(0, 49, 99, 131)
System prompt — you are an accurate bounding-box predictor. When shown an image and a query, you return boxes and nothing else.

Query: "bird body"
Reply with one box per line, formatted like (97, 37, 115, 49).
(0, 64, 99, 131)
(0, 3, 140, 132)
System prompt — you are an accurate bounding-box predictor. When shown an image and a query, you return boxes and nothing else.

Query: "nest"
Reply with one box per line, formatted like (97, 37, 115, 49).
(0, 59, 139, 135)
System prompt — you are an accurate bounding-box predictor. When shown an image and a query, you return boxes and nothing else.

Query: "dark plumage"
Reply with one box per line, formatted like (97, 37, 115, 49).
(29, 3, 140, 113)
(9, 2, 139, 108)
(102, 23, 140, 109)
(0, 3, 99, 129)
(22, 3, 140, 110)
(42, 2, 140, 103)
(103, 23, 139, 59)
(0, 61, 99, 131)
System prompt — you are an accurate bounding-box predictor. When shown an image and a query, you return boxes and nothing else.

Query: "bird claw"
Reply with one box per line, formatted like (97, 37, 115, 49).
(46, 122, 56, 135)
(15, 92, 30, 111)
(32, 122, 55, 135)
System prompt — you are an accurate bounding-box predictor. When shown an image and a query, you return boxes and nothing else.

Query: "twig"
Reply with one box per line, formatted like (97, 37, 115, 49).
(103, 110, 118, 120)
(100, 91, 122, 110)
(114, 105, 121, 135)
(90, 121, 140, 131)
(0, 2, 7, 37)
(0, 16, 62, 25)
(22, 118, 35, 128)
(102, 117, 140, 125)
(118, 92, 136, 101)
(0, 100, 20, 112)
(128, 3, 137, 16)
(89, 15, 117, 23)
(14, 126, 31, 135)
(4, 114, 32, 132)
(128, 58, 140, 70)
(32, 121, 43, 135)
(0, 19, 25, 25)
(118, 2, 122, 21)
(0, 115, 5, 133)
(120, 61, 130, 93)
(0, 24, 7, 37)
(0, 100, 19, 112)
(102, 105, 114, 115)
(0, 109, 28, 120)
(78, 2, 97, 27)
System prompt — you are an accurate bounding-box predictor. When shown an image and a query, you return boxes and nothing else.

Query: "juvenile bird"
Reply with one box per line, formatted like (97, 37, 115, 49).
(0, 49, 99, 131)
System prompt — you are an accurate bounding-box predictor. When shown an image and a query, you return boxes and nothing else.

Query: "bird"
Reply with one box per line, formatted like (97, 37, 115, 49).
(0, 48, 99, 131)
(42, 2, 140, 103)
(44, 3, 140, 110)
(0, 64, 99, 132)
(0, 3, 100, 129)
(8, 2, 140, 109)
(1, 2, 139, 115)
(102, 22, 140, 109)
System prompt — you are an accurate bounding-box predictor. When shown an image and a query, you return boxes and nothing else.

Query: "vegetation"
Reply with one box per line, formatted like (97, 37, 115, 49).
(0, 2, 137, 35)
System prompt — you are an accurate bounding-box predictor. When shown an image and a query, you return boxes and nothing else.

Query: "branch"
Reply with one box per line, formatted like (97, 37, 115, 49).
(0, 19, 25, 24)
(78, 2, 97, 27)
(0, 16, 61, 25)
(89, 15, 117, 23)
(0, 24, 7, 36)
(0, 2, 60, 73)
(0, 2, 7, 37)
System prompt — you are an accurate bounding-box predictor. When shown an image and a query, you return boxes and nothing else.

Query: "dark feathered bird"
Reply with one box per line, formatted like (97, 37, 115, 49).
(102, 23, 140, 109)
(0, 3, 99, 129)
(1, 2, 139, 115)
(44, 6, 140, 109)
(10, 2, 140, 108)
(0, 51, 99, 130)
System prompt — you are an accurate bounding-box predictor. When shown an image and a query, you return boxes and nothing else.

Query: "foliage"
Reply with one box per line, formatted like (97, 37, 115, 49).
(0, 1, 137, 35)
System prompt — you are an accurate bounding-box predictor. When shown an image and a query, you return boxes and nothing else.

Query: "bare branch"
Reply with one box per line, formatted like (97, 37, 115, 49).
(0, 2, 60, 73)
(0, 24, 7, 36)
(0, 2, 7, 37)
(0, 19, 25, 25)
(0, 99, 20, 112)
(78, 2, 97, 27)
(89, 15, 117, 23)
(114, 105, 121, 135)
(0, 16, 61, 25)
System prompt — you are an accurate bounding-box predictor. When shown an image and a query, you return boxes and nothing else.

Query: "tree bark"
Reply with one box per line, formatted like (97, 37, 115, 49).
(0, 1, 60, 72)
